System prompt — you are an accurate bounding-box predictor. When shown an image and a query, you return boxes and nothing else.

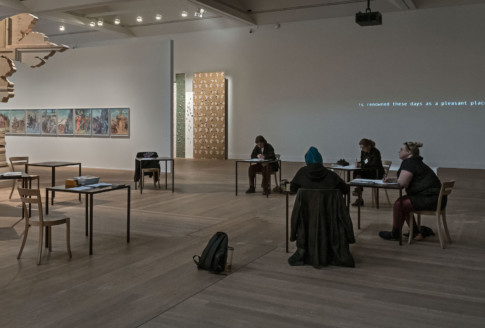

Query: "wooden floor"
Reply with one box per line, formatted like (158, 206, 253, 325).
(1, 160, 484, 328)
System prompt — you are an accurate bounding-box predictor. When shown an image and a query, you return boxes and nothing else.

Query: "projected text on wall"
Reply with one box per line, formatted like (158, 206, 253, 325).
(358, 100, 485, 109)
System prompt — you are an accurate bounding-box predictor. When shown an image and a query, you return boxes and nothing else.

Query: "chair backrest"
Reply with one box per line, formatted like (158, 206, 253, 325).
(136, 152, 159, 158)
(275, 154, 280, 160)
(382, 160, 392, 176)
(10, 156, 29, 173)
(437, 180, 455, 212)
(17, 187, 43, 222)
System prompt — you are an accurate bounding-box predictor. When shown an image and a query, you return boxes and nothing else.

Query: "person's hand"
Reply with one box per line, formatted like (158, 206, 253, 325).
(257, 154, 264, 159)
(383, 176, 396, 183)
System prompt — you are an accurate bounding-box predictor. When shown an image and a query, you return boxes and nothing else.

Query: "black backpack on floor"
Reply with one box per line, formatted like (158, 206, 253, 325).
(193, 232, 228, 274)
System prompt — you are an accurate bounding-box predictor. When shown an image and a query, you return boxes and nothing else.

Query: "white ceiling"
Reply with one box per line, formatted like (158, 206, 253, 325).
(1, 0, 485, 46)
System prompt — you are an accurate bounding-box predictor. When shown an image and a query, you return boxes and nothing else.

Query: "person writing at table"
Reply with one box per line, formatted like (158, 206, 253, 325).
(352, 138, 385, 207)
(290, 146, 349, 195)
(246, 135, 278, 195)
(379, 142, 444, 241)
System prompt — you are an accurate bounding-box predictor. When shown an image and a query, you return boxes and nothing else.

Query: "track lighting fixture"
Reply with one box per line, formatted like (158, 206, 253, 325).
(114, 17, 121, 25)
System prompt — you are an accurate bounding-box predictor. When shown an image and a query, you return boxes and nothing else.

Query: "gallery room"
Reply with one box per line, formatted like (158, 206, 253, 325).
(0, 1, 484, 327)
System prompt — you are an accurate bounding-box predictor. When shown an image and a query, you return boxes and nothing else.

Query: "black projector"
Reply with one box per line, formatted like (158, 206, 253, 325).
(355, 11, 382, 26)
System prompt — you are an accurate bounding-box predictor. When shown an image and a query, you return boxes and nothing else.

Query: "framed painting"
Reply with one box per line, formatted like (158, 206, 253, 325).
(57, 108, 74, 135)
(110, 108, 130, 137)
(26, 109, 41, 135)
(74, 108, 92, 136)
(0, 110, 9, 133)
(91, 108, 110, 137)
(9, 110, 26, 134)
(41, 109, 57, 135)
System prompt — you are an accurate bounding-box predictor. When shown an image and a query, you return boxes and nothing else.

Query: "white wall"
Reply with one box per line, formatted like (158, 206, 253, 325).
(1, 39, 173, 170)
(171, 4, 485, 169)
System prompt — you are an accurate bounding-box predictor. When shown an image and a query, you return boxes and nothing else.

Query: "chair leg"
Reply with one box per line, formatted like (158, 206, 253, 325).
(408, 213, 414, 244)
(436, 213, 445, 249)
(441, 211, 452, 244)
(9, 180, 16, 199)
(140, 173, 144, 194)
(37, 225, 44, 265)
(17, 223, 30, 259)
(66, 218, 72, 259)
(48, 226, 53, 252)
(274, 173, 279, 187)
(384, 189, 391, 205)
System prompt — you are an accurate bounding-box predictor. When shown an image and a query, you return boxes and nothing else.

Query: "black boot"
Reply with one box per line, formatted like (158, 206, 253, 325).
(379, 228, 400, 241)
(245, 186, 255, 194)
(352, 199, 364, 207)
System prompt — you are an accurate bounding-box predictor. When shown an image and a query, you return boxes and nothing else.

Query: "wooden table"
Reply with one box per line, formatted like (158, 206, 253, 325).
(235, 159, 282, 197)
(135, 157, 174, 193)
(26, 161, 82, 204)
(348, 179, 404, 245)
(45, 184, 130, 255)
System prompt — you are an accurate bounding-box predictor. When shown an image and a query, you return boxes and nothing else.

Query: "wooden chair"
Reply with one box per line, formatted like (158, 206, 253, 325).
(140, 167, 160, 193)
(17, 188, 72, 265)
(372, 160, 392, 207)
(9, 156, 40, 199)
(255, 154, 280, 190)
(408, 181, 455, 248)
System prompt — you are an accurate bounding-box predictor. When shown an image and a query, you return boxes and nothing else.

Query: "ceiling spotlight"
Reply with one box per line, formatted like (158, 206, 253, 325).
(114, 16, 121, 25)
(97, 18, 104, 26)
(59, 24, 65, 32)
(89, 18, 96, 27)
(136, 15, 143, 23)
(195, 8, 206, 18)
(155, 13, 162, 21)
(181, 10, 188, 18)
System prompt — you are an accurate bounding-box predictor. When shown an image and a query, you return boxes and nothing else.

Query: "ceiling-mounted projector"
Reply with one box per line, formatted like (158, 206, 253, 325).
(356, 0, 382, 26)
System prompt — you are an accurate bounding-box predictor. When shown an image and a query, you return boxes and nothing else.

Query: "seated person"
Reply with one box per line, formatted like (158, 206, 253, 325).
(246, 135, 278, 195)
(379, 142, 444, 241)
(290, 146, 349, 195)
(352, 138, 385, 206)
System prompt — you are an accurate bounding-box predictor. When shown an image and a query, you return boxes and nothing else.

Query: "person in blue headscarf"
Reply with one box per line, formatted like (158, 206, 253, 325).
(290, 146, 349, 195)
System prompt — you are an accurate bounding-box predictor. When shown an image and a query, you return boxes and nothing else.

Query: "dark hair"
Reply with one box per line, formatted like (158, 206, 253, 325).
(255, 135, 267, 144)
(359, 138, 375, 149)
(404, 141, 423, 156)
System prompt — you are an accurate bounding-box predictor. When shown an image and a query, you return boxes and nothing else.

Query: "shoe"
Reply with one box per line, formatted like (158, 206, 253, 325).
(245, 186, 255, 194)
(351, 199, 364, 207)
(263, 188, 271, 196)
(379, 228, 400, 241)
(351, 187, 362, 196)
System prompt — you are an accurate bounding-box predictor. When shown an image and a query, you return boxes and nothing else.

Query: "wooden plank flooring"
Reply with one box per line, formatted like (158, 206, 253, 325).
(1, 160, 484, 327)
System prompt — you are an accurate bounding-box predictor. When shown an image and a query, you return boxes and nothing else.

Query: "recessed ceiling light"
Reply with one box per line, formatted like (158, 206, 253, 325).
(181, 10, 188, 18)
(155, 13, 162, 21)
(136, 15, 143, 23)
(195, 8, 206, 18)
(89, 19, 96, 27)
(114, 17, 121, 25)
(97, 18, 104, 26)
(59, 24, 65, 31)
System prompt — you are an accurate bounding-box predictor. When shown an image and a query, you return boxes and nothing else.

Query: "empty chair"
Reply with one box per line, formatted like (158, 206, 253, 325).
(9, 156, 40, 199)
(408, 180, 455, 248)
(17, 188, 71, 264)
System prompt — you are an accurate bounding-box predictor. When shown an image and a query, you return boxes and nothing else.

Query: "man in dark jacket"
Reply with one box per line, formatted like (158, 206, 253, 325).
(290, 146, 349, 195)
(246, 135, 278, 195)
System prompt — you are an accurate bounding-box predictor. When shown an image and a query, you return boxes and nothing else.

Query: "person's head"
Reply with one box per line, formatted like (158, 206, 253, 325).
(305, 146, 323, 165)
(359, 138, 375, 153)
(255, 135, 267, 148)
(399, 141, 423, 160)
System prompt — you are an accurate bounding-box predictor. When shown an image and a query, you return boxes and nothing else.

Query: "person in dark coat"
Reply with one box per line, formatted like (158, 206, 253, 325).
(290, 146, 349, 195)
(246, 135, 278, 195)
(352, 138, 385, 206)
(379, 142, 445, 241)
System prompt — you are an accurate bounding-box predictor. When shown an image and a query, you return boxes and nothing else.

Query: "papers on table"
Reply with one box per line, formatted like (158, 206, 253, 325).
(331, 165, 358, 170)
(351, 178, 399, 186)
(0, 172, 22, 177)
(246, 158, 264, 162)
(69, 186, 93, 191)
(86, 183, 112, 188)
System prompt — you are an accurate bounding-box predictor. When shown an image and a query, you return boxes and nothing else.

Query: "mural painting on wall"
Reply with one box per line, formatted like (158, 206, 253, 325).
(41, 109, 57, 135)
(0, 110, 10, 133)
(57, 109, 74, 135)
(26, 109, 41, 134)
(74, 109, 92, 136)
(110, 108, 129, 137)
(193, 72, 227, 160)
(0, 13, 68, 103)
(92, 108, 110, 137)
(10, 110, 25, 134)
(176, 73, 186, 158)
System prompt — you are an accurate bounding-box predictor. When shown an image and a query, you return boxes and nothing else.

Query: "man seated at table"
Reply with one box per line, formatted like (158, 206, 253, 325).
(290, 146, 349, 195)
(246, 135, 278, 195)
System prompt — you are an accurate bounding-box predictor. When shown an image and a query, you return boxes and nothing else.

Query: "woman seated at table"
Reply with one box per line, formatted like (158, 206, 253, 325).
(246, 135, 278, 195)
(379, 141, 444, 241)
(290, 146, 349, 195)
(352, 138, 385, 206)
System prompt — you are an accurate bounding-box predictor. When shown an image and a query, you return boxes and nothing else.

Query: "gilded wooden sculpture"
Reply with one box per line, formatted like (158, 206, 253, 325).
(0, 13, 68, 102)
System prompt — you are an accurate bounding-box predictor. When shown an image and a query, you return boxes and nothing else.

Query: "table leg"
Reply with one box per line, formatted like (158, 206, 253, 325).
(51, 167, 55, 205)
(127, 186, 131, 243)
(46, 189, 49, 215)
(286, 192, 289, 253)
(165, 161, 168, 190)
(85, 194, 89, 236)
(235, 161, 238, 196)
(357, 191, 362, 229)
(89, 194, 94, 255)
(279, 160, 282, 187)
(399, 189, 403, 246)
(171, 160, 174, 193)
(78, 164, 82, 201)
